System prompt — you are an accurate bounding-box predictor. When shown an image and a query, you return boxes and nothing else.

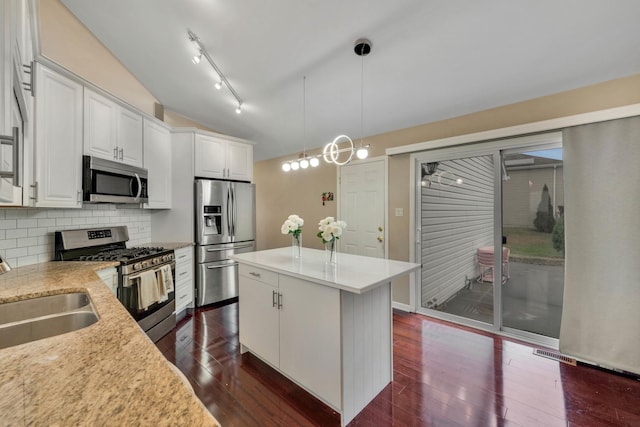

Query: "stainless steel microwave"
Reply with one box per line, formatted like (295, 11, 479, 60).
(82, 155, 149, 204)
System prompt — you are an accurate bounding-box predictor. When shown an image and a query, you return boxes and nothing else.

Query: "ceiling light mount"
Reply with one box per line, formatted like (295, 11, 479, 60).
(354, 38, 372, 57)
(188, 29, 244, 115)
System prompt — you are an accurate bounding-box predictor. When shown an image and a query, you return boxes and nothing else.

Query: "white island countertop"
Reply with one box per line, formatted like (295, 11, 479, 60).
(231, 247, 420, 294)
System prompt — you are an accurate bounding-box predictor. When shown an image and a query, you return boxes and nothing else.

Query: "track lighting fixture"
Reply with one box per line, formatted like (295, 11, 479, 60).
(188, 29, 244, 116)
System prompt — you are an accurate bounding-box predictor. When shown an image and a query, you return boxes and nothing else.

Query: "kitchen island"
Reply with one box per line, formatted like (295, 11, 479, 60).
(232, 247, 420, 426)
(0, 262, 218, 426)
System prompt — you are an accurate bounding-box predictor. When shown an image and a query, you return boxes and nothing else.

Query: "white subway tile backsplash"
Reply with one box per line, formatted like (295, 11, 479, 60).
(17, 237, 37, 248)
(0, 220, 17, 229)
(17, 219, 38, 228)
(0, 205, 152, 267)
(6, 228, 28, 239)
(37, 218, 56, 227)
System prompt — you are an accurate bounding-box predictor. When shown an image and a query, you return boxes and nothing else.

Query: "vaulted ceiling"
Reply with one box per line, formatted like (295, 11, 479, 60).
(60, 0, 640, 161)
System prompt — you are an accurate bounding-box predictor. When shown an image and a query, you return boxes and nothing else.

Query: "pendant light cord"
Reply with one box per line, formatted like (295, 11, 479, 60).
(360, 53, 364, 148)
(303, 76, 307, 157)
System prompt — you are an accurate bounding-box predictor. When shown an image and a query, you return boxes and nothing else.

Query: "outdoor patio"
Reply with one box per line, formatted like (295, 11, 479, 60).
(438, 261, 564, 338)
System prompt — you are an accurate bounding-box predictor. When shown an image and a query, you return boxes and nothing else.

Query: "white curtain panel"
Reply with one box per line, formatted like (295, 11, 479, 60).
(560, 116, 640, 374)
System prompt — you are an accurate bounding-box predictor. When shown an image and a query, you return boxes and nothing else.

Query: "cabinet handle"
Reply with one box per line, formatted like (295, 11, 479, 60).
(179, 271, 187, 277)
(30, 182, 38, 201)
(277, 292, 283, 309)
(180, 293, 188, 300)
(0, 127, 19, 185)
(113, 147, 118, 160)
(249, 271, 261, 278)
(272, 290, 277, 307)
(119, 148, 124, 161)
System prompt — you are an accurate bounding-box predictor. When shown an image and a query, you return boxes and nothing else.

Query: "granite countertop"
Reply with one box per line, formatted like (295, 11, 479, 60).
(0, 262, 218, 426)
(232, 247, 421, 294)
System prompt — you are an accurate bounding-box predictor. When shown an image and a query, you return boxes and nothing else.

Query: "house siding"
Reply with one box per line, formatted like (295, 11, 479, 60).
(420, 156, 494, 308)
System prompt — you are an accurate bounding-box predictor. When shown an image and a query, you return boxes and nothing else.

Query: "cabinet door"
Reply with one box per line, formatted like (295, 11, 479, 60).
(227, 141, 253, 182)
(143, 118, 171, 208)
(238, 277, 279, 368)
(278, 275, 341, 409)
(194, 134, 225, 179)
(34, 65, 82, 208)
(84, 88, 117, 161)
(174, 247, 194, 313)
(117, 107, 143, 167)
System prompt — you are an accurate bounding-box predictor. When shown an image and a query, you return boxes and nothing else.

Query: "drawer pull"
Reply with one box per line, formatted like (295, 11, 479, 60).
(178, 254, 188, 259)
(180, 293, 188, 300)
(249, 271, 261, 278)
(179, 271, 188, 276)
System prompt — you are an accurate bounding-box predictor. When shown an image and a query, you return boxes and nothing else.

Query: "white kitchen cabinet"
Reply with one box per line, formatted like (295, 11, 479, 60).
(238, 265, 280, 367)
(194, 133, 253, 182)
(84, 88, 143, 167)
(0, 0, 34, 207)
(34, 63, 83, 208)
(174, 246, 194, 315)
(238, 264, 341, 409)
(143, 118, 172, 209)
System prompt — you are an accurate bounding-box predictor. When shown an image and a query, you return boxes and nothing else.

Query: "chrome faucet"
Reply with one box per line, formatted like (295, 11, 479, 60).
(0, 255, 11, 273)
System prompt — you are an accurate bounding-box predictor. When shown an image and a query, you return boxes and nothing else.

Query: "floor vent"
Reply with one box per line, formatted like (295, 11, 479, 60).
(533, 349, 577, 366)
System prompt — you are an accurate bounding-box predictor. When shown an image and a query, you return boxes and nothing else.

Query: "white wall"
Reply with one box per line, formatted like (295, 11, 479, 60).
(0, 204, 151, 267)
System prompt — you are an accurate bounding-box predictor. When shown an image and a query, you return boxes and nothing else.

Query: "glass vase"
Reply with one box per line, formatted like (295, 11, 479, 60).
(325, 239, 337, 266)
(291, 234, 302, 258)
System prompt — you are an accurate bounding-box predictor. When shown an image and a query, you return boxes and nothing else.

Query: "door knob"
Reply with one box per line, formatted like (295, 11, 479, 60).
(377, 236, 383, 242)
(378, 226, 383, 232)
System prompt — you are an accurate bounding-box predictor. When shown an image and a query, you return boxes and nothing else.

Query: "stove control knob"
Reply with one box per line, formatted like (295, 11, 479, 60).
(133, 262, 142, 270)
(153, 258, 160, 265)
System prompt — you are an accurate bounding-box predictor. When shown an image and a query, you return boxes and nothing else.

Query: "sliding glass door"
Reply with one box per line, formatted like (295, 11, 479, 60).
(414, 134, 564, 343)
(501, 147, 564, 338)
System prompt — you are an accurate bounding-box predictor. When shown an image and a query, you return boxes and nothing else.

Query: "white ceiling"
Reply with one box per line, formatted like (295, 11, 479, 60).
(60, 0, 640, 161)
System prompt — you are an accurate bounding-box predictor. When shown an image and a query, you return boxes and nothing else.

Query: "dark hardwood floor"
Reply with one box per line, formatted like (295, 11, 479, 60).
(156, 303, 640, 426)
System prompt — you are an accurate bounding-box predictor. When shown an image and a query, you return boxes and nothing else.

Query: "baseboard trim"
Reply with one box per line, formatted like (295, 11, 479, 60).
(392, 301, 413, 312)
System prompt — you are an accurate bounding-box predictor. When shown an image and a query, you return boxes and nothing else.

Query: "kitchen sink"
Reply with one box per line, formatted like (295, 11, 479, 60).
(0, 292, 98, 350)
(0, 292, 91, 325)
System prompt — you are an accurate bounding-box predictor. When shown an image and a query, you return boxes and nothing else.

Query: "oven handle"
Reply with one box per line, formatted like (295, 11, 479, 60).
(123, 261, 176, 286)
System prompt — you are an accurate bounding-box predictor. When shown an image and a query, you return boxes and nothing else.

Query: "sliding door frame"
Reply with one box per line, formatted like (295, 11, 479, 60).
(410, 132, 562, 347)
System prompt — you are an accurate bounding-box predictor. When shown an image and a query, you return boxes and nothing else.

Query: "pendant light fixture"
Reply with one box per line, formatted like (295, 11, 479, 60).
(354, 38, 370, 160)
(281, 38, 372, 172)
(323, 38, 371, 165)
(282, 76, 320, 172)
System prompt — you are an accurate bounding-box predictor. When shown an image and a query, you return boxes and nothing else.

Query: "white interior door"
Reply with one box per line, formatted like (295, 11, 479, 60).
(339, 158, 386, 258)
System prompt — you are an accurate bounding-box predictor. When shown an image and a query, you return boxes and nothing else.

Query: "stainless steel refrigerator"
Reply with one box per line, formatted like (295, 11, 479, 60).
(194, 179, 256, 306)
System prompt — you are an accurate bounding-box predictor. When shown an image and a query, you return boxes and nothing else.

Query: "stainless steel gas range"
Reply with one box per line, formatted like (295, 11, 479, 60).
(54, 226, 176, 342)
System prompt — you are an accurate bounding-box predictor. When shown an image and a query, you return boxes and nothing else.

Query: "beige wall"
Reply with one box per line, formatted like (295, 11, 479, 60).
(255, 73, 640, 305)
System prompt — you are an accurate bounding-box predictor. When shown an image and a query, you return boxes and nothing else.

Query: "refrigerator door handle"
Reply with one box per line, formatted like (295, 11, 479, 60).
(231, 184, 237, 237)
(226, 186, 232, 236)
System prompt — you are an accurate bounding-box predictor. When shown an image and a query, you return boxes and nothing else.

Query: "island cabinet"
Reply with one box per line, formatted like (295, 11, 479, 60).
(239, 265, 341, 408)
(233, 247, 421, 426)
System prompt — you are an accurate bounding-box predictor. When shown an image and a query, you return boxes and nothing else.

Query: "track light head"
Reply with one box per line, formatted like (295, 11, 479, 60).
(192, 51, 202, 64)
(215, 81, 223, 90)
(235, 104, 242, 114)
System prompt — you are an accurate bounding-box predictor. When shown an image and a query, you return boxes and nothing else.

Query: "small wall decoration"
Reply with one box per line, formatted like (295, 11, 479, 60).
(322, 192, 334, 206)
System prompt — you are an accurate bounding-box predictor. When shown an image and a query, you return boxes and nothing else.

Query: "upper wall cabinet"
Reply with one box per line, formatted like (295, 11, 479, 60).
(84, 88, 143, 167)
(143, 118, 172, 209)
(34, 64, 83, 208)
(194, 133, 253, 182)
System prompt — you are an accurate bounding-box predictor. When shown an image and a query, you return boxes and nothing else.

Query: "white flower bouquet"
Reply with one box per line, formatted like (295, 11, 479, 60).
(316, 216, 346, 243)
(281, 214, 304, 238)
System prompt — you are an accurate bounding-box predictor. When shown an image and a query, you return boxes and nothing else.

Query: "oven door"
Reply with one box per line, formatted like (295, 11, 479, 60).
(120, 262, 175, 328)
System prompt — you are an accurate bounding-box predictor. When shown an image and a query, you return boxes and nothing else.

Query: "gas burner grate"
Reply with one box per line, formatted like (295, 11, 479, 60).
(78, 247, 167, 261)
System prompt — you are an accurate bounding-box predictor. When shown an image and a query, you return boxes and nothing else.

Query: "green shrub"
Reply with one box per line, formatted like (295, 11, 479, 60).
(552, 215, 564, 253)
(533, 184, 555, 233)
